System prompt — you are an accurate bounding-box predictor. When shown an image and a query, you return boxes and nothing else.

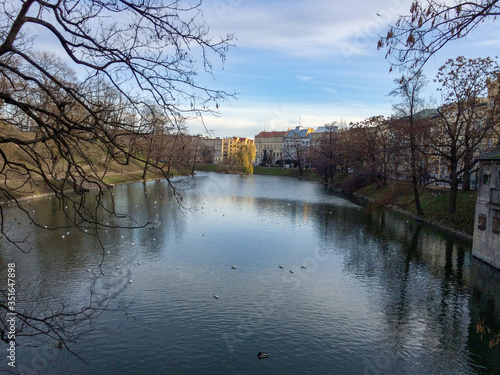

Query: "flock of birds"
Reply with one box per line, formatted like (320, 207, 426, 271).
(213, 263, 307, 299)
(84, 244, 144, 285)
(54, 193, 317, 362)
(211, 263, 309, 360)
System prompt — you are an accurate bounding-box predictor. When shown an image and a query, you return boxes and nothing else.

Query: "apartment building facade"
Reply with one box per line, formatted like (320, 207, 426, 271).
(254, 131, 288, 165)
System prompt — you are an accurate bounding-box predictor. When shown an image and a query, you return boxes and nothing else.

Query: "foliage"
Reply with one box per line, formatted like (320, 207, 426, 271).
(236, 143, 256, 174)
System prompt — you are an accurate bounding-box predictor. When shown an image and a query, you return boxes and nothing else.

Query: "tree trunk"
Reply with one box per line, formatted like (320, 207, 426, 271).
(448, 158, 459, 214)
(461, 148, 472, 192)
(191, 143, 198, 174)
(410, 144, 424, 217)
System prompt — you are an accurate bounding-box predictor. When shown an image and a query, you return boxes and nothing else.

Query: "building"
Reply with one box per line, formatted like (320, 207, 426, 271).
(310, 125, 338, 147)
(198, 136, 224, 163)
(472, 146, 500, 269)
(283, 126, 315, 163)
(223, 137, 254, 164)
(254, 131, 288, 165)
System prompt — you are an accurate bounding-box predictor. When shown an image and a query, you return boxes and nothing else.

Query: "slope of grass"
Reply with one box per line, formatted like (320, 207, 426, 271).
(0, 125, 190, 202)
(358, 182, 477, 236)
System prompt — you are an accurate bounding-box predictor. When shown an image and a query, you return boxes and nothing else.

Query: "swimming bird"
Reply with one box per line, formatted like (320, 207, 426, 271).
(289, 270, 294, 274)
(86, 268, 91, 272)
(231, 266, 237, 269)
(116, 265, 120, 269)
(213, 293, 219, 299)
(279, 265, 284, 269)
(301, 265, 307, 269)
(129, 280, 133, 283)
(138, 262, 141, 265)
(257, 352, 269, 359)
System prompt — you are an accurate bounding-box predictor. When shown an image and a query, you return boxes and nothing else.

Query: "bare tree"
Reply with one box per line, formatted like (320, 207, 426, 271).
(310, 125, 339, 184)
(351, 116, 394, 188)
(429, 56, 499, 213)
(390, 71, 429, 216)
(0, 0, 233, 361)
(378, 0, 500, 73)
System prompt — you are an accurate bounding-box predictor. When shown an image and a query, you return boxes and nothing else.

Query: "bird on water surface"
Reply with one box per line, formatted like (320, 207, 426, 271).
(257, 352, 269, 359)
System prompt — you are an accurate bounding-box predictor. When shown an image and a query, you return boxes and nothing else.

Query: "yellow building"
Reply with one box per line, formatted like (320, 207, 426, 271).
(223, 137, 255, 164)
(254, 131, 288, 165)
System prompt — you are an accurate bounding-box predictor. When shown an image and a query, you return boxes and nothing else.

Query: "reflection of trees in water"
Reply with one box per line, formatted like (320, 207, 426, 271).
(314, 205, 500, 373)
(469, 260, 500, 372)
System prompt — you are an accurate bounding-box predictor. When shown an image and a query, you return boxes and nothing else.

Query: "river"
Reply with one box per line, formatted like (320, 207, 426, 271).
(0, 172, 499, 374)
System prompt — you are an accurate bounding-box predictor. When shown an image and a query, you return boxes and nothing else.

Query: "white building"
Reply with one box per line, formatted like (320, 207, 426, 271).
(472, 146, 500, 269)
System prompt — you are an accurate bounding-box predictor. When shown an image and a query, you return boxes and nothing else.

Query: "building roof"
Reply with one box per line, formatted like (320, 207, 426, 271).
(313, 125, 339, 134)
(476, 146, 500, 160)
(285, 126, 313, 139)
(255, 131, 288, 138)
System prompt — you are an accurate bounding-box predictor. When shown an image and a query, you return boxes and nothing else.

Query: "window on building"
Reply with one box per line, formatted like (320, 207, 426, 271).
(478, 214, 487, 231)
(493, 211, 500, 235)
(483, 173, 491, 185)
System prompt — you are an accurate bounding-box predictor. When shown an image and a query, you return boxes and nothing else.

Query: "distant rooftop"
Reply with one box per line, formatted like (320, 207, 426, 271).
(476, 146, 500, 160)
(255, 131, 288, 137)
(285, 126, 313, 139)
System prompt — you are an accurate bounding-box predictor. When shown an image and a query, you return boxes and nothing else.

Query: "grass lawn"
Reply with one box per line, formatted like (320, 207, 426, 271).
(358, 182, 477, 235)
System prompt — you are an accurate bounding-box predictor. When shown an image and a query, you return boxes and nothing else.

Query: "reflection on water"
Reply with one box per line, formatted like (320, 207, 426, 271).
(0, 172, 499, 374)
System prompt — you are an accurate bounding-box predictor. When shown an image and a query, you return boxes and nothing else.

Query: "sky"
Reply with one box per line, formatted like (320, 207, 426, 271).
(183, 0, 500, 138)
(25, 0, 500, 139)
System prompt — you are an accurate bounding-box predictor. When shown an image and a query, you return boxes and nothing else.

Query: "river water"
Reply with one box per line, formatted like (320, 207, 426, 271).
(1, 172, 499, 374)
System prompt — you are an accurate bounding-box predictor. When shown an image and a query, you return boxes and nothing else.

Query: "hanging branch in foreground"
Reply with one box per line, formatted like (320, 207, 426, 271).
(0, 0, 234, 362)
(378, 0, 500, 73)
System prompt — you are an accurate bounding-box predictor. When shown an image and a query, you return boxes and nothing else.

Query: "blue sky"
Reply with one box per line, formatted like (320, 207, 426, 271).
(26, 0, 500, 139)
(187, 0, 500, 138)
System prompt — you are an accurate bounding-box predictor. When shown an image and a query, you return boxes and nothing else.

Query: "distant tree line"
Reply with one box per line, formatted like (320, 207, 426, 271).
(309, 56, 500, 216)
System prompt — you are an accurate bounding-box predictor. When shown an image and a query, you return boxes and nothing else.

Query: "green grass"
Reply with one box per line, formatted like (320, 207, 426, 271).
(194, 164, 219, 173)
(358, 182, 477, 235)
(253, 166, 322, 181)
(253, 166, 300, 176)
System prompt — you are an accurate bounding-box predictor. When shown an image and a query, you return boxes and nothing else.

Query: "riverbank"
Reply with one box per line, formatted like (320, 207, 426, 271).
(0, 160, 188, 205)
(3, 159, 477, 239)
(354, 183, 475, 240)
(250, 166, 475, 239)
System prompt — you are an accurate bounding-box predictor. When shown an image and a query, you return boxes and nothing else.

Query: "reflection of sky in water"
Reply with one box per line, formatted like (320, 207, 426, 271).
(0, 173, 498, 375)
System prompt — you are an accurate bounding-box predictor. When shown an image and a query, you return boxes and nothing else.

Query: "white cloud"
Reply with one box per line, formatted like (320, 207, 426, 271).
(187, 99, 392, 139)
(202, 0, 412, 59)
(297, 76, 314, 82)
